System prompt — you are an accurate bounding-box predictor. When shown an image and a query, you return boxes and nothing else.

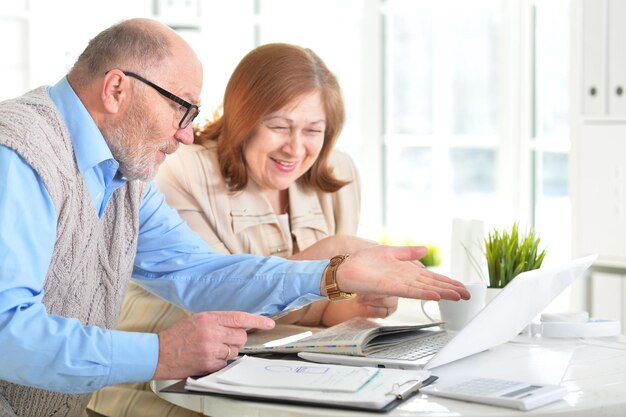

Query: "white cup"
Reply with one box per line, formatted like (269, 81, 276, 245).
(420, 282, 487, 331)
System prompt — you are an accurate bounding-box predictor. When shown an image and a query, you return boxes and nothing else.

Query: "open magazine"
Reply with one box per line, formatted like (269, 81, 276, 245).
(242, 318, 442, 356)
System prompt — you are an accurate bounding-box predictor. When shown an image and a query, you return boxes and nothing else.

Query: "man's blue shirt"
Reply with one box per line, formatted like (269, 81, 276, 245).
(0, 77, 326, 393)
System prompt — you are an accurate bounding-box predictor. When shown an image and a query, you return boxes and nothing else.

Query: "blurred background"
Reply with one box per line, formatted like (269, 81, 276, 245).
(0, 0, 583, 316)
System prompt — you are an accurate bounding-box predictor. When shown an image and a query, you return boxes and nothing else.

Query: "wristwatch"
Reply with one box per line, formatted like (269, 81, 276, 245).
(324, 254, 356, 301)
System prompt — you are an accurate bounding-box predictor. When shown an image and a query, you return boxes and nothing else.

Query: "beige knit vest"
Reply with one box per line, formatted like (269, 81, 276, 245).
(0, 87, 145, 417)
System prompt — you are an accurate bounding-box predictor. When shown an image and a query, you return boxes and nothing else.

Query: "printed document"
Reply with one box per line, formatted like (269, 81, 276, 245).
(185, 356, 431, 409)
(216, 355, 379, 392)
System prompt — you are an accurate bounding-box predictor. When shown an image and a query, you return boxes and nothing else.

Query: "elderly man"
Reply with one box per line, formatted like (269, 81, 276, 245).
(0, 18, 468, 417)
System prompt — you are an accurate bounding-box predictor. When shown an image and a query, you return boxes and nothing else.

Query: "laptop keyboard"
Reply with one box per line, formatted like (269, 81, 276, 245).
(367, 332, 455, 361)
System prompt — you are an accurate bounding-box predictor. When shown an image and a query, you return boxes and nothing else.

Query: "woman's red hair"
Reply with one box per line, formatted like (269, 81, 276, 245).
(195, 43, 348, 192)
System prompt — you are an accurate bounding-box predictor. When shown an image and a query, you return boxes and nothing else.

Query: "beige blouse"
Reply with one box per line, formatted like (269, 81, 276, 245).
(89, 140, 361, 417)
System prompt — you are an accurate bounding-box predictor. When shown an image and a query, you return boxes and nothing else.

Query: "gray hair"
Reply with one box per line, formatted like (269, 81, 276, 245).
(69, 19, 171, 87)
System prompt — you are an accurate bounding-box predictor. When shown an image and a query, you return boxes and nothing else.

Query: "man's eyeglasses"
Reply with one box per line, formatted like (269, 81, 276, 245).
(123, 71, 200, 129)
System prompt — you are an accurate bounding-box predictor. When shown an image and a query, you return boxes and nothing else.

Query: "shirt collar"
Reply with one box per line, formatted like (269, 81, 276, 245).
(48, 76, 119, 174)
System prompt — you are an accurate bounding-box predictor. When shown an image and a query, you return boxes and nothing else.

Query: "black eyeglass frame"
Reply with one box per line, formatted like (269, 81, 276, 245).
(122, 71, 200, 129)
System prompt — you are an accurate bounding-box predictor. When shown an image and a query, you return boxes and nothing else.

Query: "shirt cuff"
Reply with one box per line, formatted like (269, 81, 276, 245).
(279, 259, 328, 307)
(107, 330, 159, 386)
(305, 260, 329, 295)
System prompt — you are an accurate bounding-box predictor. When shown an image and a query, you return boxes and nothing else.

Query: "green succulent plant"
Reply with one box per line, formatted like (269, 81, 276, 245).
(484, 223, 546, 288)
(466, 222, 546, 288)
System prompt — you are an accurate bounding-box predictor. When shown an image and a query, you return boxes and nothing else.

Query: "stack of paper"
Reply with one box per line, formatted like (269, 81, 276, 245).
(184, 356, 431, 411)
(214, 355, 378, 392)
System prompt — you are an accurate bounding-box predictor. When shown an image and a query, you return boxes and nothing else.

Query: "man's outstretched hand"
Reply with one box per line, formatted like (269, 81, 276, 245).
(331, 245, 471, 301)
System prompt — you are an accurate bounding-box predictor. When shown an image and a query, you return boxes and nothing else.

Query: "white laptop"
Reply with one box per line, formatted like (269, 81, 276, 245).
(299, 254, 597, 370)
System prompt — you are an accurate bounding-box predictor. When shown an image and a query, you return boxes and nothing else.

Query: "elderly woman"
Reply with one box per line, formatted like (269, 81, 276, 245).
(89, 43, 399, 416)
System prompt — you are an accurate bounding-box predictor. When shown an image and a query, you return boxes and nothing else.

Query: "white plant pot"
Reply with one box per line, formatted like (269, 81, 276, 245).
(485, 287, 503, 304)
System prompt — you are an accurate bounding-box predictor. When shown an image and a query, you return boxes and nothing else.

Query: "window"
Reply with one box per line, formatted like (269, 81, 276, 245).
(383, 0, 506, 265)
(381, 0, 571, 270)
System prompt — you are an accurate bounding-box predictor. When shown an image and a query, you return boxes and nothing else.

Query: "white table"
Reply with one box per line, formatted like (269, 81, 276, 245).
(152, 335, 626, 416)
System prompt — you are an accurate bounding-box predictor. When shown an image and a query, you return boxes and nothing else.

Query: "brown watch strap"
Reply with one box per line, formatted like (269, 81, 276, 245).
(324, 254, 356, 301)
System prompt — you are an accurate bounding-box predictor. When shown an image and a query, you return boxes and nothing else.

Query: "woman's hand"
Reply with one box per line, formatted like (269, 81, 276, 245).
(320, 294, 399, 327)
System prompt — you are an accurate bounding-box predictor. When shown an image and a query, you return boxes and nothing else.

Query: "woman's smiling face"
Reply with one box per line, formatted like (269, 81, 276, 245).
(243, 90, 326, 192)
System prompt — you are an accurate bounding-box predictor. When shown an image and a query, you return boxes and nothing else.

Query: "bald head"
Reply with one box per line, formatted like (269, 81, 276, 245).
(68, 18, 200, 90)
(64, 18, 203, 182)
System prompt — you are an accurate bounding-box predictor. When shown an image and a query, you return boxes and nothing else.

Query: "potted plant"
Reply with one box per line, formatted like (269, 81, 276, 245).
(466, 223, 546, 296)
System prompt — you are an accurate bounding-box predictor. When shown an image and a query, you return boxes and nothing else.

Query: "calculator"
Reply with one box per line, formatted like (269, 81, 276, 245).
(420, 376, 568, 411)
